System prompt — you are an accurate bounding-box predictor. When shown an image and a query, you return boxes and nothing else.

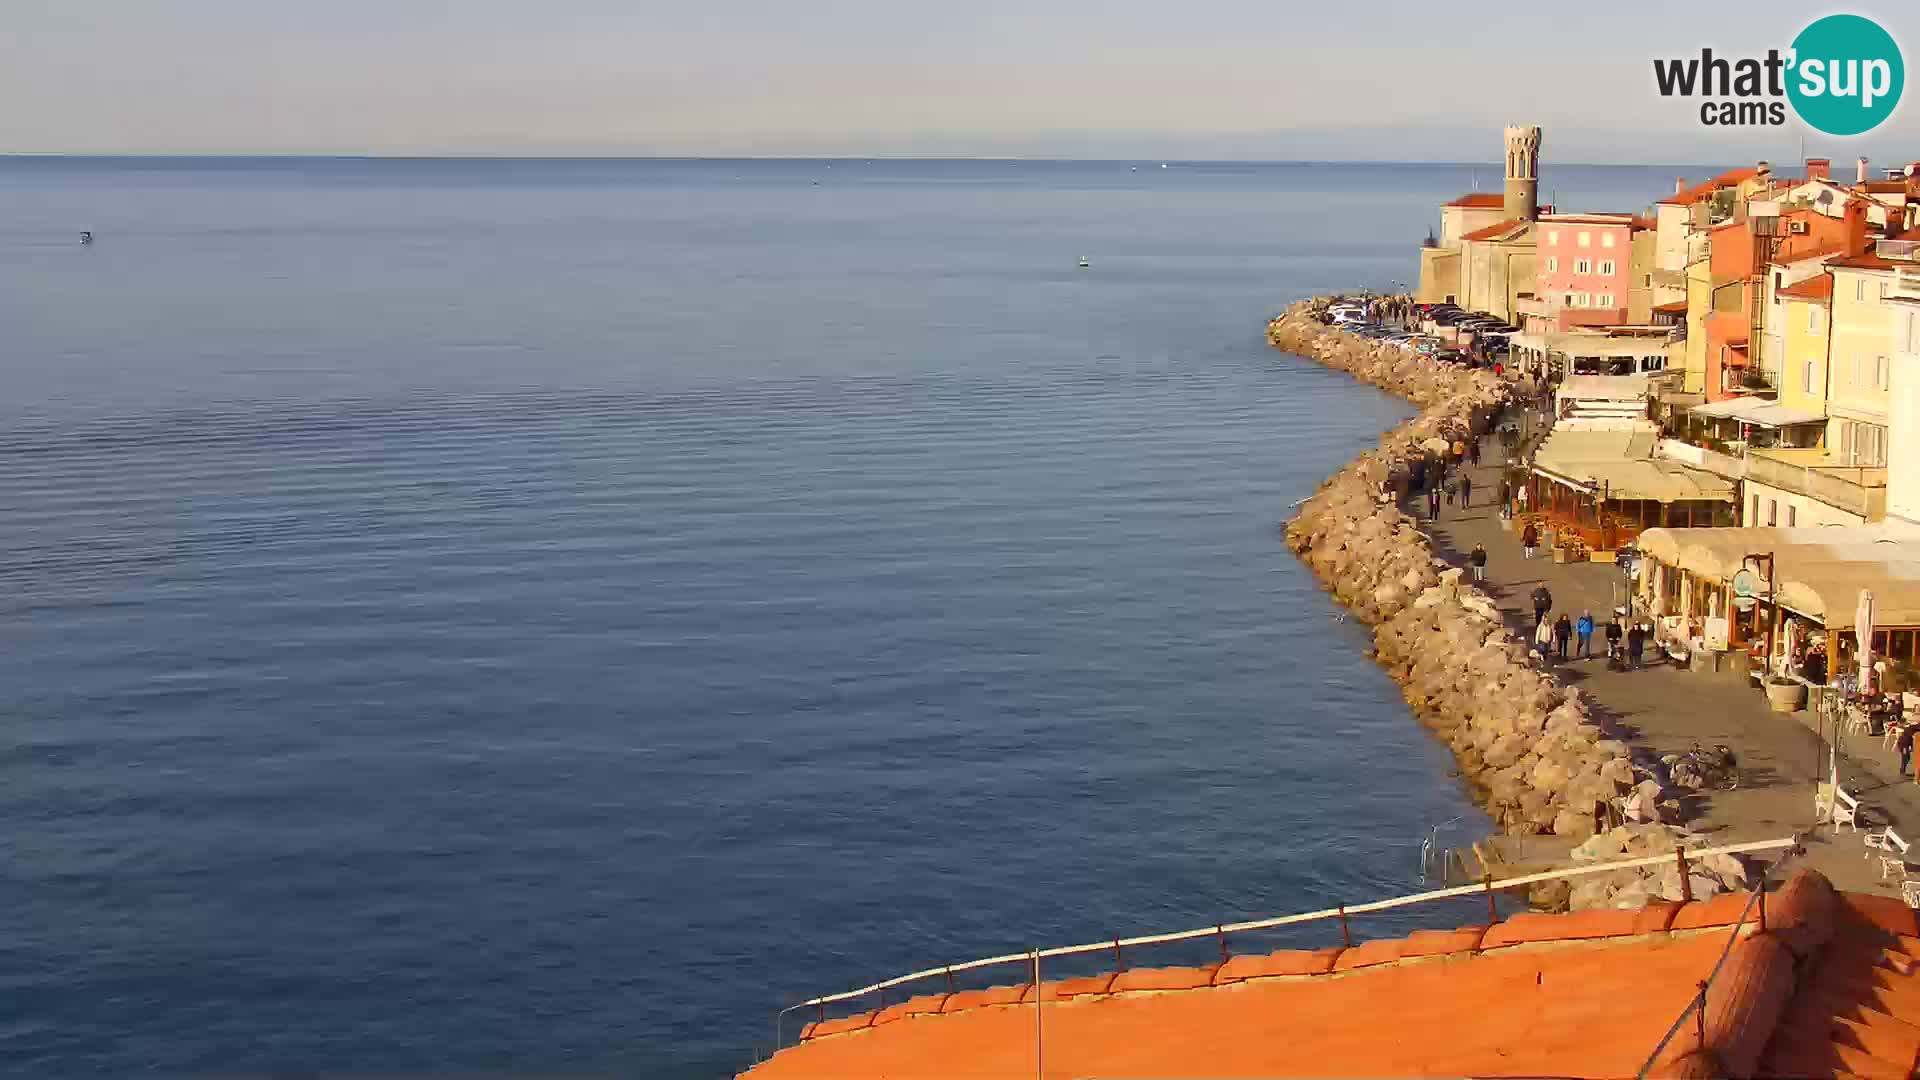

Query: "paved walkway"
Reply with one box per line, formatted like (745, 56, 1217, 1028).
(1410, 412, 1919, 897)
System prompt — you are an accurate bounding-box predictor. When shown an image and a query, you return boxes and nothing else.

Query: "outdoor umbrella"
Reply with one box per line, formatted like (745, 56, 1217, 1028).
(1858, 588, 1876, 695)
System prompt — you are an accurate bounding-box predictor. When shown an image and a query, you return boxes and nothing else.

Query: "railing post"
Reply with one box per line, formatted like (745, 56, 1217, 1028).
(1677, 849, 1694, 903)
(1215, 924, 1230, 965)
(1757, 886, 1766, 933)
(1337, 904, 1352, 948)
(1112, 938, 1126, 973)
(1694, 981, 1709, 1049)
(945, 966, 956, 996)
(1482, 874, 1498, 925)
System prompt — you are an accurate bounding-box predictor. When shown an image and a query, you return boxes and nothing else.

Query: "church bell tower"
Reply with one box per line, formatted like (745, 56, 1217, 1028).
(1503, 125, 1541, 221)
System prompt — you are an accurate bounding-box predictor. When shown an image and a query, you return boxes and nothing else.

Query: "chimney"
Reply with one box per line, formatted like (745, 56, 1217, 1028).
(1858, 156, 1871, 183)
(1806, 158, 1831, 181)
(1675, 177, 1688, 196)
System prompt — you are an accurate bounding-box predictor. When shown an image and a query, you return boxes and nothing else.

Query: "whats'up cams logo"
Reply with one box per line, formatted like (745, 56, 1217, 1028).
(1654, 14, 1903, 135)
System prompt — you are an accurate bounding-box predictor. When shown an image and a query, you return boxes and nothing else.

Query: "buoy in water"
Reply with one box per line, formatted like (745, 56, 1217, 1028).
(80, 231, 93, 245)
(1078, 256, 1090, 269)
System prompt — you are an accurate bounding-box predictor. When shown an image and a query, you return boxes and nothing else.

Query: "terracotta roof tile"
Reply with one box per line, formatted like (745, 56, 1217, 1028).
(1778, 275, 1834, 302)
(1214, 947, 1339, 982)
(1461, 217, 1527, 242)
(1446, 192, 1507, 208)
(1108, 965, 1219, 993)
(760, 874, 1910, 1080)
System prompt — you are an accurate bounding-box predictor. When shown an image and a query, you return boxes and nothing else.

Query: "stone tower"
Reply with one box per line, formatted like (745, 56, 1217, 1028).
(1503, 125, 1541, 221)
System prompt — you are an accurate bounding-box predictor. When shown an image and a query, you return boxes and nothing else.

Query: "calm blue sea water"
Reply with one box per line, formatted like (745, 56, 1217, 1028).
(0, 158, 1690, 1077)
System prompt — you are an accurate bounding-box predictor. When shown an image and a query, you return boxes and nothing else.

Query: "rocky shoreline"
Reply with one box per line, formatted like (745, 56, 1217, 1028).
(1269, 297, 1748, 910)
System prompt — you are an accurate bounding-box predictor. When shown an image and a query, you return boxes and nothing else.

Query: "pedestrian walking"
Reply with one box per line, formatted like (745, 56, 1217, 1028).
(1499, 478, 1512, 513)
(1531, 585, 1552, 628)
(1445, 478, 1458, 506)
(1626, 622, 1647, 669)
(1521, 522, 1540, 559)
(1468, 438, 1482, 467)
(1605, 614, 1624, 665)
(1576, 610, 1595, 658)
(1427, 485, 1441, 521)
(1553, 613, 1573, 660)
(1459, 474, 1473, 508)
(1534, 614, 1555, 662)
(1896, 723, 1916, 779)
(1516, 485, 1530, 514)
(1470, 542, 1488, 583)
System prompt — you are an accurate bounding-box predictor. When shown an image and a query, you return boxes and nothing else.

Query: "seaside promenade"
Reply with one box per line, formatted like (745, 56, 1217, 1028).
(1418, 421, 1920, 897)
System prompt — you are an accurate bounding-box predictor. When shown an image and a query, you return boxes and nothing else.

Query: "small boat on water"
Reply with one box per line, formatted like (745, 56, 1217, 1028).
(1078, 256, 1090, 269)
(79, 231, 93, 245)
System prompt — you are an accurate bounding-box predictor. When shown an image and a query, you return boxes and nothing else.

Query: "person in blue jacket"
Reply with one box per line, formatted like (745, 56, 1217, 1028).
(1576, 610, 1595, 659)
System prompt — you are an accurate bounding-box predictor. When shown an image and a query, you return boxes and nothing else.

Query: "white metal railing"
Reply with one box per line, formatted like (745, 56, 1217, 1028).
(771, 836, 1800, 1052)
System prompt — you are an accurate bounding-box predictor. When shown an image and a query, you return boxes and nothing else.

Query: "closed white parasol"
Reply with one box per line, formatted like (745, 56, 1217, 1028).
(1857, 588, 1876, 694)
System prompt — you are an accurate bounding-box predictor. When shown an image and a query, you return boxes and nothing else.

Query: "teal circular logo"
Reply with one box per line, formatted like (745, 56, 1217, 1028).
(1788, 14, 1904, 135)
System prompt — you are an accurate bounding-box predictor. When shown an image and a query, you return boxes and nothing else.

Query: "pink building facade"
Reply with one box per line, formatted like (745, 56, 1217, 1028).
(1534, 214, 1634, 330)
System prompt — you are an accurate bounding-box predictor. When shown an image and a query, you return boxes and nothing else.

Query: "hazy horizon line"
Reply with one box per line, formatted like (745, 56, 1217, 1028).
(0, 152, 1737, 169)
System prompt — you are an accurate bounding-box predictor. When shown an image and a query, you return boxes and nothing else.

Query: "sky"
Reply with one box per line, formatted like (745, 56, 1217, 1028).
(5, 0, 1920, 160)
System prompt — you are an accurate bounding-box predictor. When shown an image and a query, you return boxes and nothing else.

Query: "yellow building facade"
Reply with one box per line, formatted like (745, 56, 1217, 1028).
(1826, 261, 1897, 465)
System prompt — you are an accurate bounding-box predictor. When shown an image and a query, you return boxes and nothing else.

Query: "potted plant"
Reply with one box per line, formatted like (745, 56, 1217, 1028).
(1764, 676, 1808, 713)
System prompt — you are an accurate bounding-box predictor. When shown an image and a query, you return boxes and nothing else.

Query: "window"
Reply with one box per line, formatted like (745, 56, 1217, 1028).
(1547, 229, 1560, 244)
(1789, 505, 1798, 527)
(1545, 256, 1558, 272)
(1602, 232, 1617, 248)
(1882, 282, 1891, 300)
(1599, 260, 1616, 276)
(1877, 355, 1890, 390)
(1599, 294, 1616, 308)
(1774, 270, 1783, 292)
(1750, 494, 1760, 524)
(1907, 312, 1920, 353)
(1576, 259, 1592, 274)
(1857, 279, 1867, 301)
(1805, 359, 1816, 393)
(1768, 499, 1777, 526)
(1578, 231, 1592, 247)
(1563, 292, 1575, 307)
(1808, 305, 1820, 332)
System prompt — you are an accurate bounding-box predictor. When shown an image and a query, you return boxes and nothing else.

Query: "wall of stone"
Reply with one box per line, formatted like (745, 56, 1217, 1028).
(1268, 298, 1746, 910)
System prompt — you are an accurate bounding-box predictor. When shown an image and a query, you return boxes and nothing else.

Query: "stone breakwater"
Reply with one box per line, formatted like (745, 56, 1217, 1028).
(1269, 298, 1745, 910)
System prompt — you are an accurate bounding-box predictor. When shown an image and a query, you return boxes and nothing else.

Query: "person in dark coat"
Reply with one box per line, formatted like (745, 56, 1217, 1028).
(1626, 622, 1648, 668)
(1553, 614, 1573, 660)
(1521, 521, 1540, 559)
(1531, 584, 1552, 628)
(1605, 615, 1624, 660)
(1459, 474, 1473, 508)
(1469, 542, 1488, 583)
(1897, 723, 1916, 778)
(1427, 485, 1441, 521)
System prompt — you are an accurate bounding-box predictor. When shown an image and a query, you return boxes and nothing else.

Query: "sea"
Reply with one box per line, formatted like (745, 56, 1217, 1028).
(0, 157, 1696, 1077)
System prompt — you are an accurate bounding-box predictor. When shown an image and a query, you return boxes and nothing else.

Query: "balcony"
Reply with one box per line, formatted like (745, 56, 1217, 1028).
(1513, 296, 1554, 319)
(1891, 265, 1920, 303)
(1745, 450, 1888, 520)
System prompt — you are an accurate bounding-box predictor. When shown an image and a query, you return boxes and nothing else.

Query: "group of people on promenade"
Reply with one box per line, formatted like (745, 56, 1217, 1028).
(1395, 435, 1483, 523)
(1526, 584, 1646, 668)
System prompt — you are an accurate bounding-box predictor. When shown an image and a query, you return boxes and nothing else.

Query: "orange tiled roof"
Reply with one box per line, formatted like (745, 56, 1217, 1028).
(1863, 180, 1910, 194)
(1653, 300, 1688, 313)
(746, 873, 1918, 1080)
(1658, 167, 1761, 206)
(1445, 192, 1507, 209)
(1461, 217, 1527, 242)
(1828, 250, 1899, 270)
(1778, 275, 1834, 302)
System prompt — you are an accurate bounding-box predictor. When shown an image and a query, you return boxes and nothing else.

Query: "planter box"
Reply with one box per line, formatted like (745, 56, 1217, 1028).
(1552, 548, 1571, 563)
(1589, 550, 1616, 563)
